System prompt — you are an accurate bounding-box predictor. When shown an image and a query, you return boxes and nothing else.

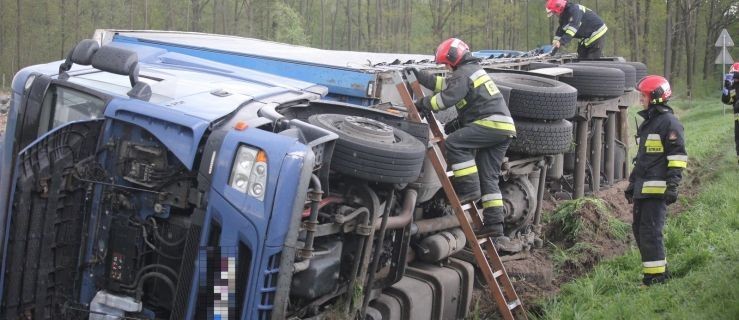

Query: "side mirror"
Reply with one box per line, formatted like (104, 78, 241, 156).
(92, 45, 139, 79)
(58, 39, 100, 77)
(59, 39, 151, 101)
(90, 45, 151, 101)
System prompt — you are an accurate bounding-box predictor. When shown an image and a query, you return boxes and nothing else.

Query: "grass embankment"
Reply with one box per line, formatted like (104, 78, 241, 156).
(537, 97, 739, 319)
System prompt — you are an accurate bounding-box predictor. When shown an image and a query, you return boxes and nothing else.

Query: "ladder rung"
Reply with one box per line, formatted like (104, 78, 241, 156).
(477, 237, 489, 245)
(493, 270, 503, 279)
(460, 203, 471, 211)
(446, 171, 454, 178)
(507, 299, 521, 310)
(430, 137, 442, 144)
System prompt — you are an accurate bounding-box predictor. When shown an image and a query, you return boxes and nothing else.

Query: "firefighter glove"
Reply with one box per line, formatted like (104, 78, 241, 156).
(664, 187, 678, 205)
(624, 183, 634, 204)
(415, 99, 431, 118)
(404, 67, 421, 79)
(444, 118, 462, 135)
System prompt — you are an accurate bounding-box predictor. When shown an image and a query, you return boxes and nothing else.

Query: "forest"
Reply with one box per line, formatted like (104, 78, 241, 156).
(0, 0, 737, 97)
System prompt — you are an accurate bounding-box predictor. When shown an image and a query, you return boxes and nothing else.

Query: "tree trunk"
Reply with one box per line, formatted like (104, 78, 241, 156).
(145, 0, 149, 29)
(331, 0, 340, 49)
(630, 0, 639, 62)
(321, 0, 325, 47)
(612, 0, 618, 56)
(167, 0, 174, 29)
(406, 0, 412, 52)
(129, 0, 134, 29)
(1, 0, 5, 76)
(703, 1, 717, 81)
(641, 0, 650, 65)
(60, 0, 67, 58)
(16, 0, 22, 73)
(191, 0, 212, 33)
(664, 0, 673, 80)
(366, 0, 372, 50)
(356, 0, 362, 50)
(346, 0, 352, 50)
(212, 0, 217, 33)
(75, 0, 80, 44)
(45, 1, 52, 61)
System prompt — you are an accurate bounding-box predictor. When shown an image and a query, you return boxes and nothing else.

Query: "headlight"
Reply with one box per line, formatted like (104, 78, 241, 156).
(24, 74, 37, 92)
(229, 145, 268, 201)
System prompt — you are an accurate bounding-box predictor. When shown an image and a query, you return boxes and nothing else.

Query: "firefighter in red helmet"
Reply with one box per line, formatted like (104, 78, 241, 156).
(625, 75, 687, 286)
(546, 0, 608, 59)
(721, 62, 739, 163)
(407, 38, 516, 250)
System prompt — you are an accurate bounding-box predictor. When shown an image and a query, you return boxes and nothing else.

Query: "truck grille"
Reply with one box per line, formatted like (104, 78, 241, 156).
(257, 254, 281, 320)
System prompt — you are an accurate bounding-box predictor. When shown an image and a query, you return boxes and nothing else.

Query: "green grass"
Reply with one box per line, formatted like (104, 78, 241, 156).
(537, 97, 739, 319)
(546, 197, 628, 242)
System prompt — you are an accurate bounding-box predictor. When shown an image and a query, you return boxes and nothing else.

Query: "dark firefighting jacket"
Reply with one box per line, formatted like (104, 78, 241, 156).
(418, 54, 516, 136)
(629, 104, 687, 199)
(554, 2, 607, 47)
(721, 72, 738, 109)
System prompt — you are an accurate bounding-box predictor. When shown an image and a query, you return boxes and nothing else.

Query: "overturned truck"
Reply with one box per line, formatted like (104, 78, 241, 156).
(0, 32, 641, 320)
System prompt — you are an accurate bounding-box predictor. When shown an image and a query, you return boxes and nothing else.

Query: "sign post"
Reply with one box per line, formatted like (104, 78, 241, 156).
(715, 29, 734, 115)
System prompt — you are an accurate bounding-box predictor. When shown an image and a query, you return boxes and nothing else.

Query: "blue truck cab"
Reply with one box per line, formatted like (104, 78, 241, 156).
(0, 39, 480, 320)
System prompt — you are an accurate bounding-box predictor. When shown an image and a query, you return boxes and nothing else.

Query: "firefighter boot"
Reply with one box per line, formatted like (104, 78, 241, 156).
(453, 174, 481, 204)
(477, 207, 505, 238)
(642, 267, 671, 287)
(642, 273, 669, 286)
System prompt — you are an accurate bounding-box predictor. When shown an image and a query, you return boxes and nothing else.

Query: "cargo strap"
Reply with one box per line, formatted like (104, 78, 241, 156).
(393, 70, 528, 320)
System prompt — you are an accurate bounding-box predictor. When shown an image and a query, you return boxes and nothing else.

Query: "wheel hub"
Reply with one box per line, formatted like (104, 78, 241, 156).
(501, 176, 537, 236)
(340, 116, 396, 144)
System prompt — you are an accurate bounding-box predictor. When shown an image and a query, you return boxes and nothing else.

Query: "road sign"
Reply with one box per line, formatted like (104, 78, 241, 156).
(715, 29, 735, 115)
(715, 29, 734, 47)
(715, 47, 734, 64)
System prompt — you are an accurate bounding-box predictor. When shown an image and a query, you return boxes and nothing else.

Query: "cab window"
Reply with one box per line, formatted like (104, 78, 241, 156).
(37, 85, 106, 136)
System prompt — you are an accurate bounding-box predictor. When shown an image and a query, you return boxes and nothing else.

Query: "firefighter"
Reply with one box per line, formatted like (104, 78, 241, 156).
(721, 62, 739, 164)
(546, 0, 608, 59)
(407, 38, 515, 245)
(624, 75, 687, 286)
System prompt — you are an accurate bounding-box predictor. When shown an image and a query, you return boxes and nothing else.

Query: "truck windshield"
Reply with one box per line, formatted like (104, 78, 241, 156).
(37, 85, 106, 136)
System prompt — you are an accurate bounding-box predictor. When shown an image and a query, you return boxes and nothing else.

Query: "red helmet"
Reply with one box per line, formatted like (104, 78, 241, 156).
(546, 0, 567, 16)
(730, 62, 739, 73)
(435, 38, 470, 68)
(637, 75, 672, 104)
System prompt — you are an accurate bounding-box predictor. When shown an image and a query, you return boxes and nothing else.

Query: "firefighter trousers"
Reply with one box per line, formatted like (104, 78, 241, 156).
(445, 124, 512, 224)
(734, 117, 738, 159)
(632, 197, 668, 275)
(734, 103, 738, 160)
(577, 35, 605, 59)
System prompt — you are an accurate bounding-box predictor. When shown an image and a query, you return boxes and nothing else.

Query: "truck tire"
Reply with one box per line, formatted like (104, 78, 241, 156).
(623, 61, 648, 82)
(572, 61, 637, 90)
(1, 121, 101, 319)
(509, 120, 573, 155)
(490, 73, 577, 120)
(308, 114, 425, 184)
(556, 64, 625, 98)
